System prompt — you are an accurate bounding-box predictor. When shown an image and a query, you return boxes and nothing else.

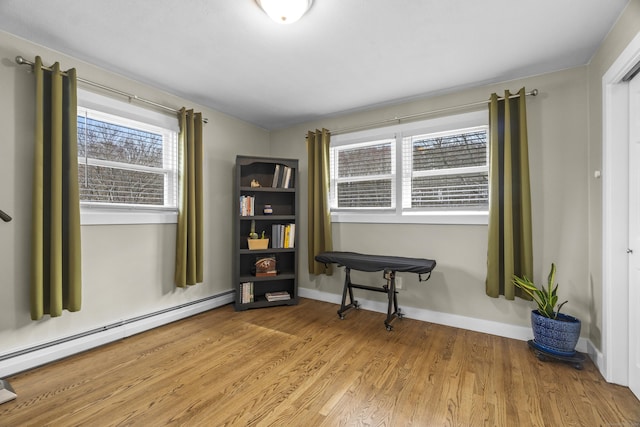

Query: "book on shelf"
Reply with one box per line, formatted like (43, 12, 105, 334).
(271, 164, 281, 187)
(270, 223, 295, 248)
(240, 282, 254, 303)
(239, 195, 254, 216)
(271, 224, 279, 248)
(283, 224, 295, 248)
(282, 166, 292, 188)
(265, 291, 291, 302)
(255, 254, 277, 276)
(270, 164, 293, 189)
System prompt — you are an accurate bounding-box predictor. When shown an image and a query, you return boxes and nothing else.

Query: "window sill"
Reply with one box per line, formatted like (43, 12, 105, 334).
(331, 211, 488, 225)
(81, 206, 178, 225)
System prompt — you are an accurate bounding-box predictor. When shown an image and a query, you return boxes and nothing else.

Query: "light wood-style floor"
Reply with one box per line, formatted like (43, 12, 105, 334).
(2, 298, 639, 426)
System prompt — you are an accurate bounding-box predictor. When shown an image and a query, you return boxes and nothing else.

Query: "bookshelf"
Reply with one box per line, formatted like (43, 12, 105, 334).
(234, 155, 299, 310)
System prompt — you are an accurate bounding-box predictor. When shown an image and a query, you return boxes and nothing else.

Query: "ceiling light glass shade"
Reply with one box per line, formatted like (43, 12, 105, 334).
(256, 0, 313, 24)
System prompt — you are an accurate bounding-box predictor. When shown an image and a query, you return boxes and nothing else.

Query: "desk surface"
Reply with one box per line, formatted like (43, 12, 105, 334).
(315, 251, 436, 274)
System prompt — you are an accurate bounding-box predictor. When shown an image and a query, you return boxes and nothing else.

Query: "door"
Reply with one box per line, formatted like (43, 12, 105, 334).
(629, 73, 640, 400)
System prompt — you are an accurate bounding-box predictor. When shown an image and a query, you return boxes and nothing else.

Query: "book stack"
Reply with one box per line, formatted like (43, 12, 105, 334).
(239, 195, 255, 216)
(271, 164, 294, 188)
(265, 291, 291, 302)
(271, 223, 296, 248)
(240, 282, 254, 303)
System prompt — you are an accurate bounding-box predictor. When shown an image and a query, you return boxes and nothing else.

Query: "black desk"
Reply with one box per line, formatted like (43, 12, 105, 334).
(315, 251, 436, 330)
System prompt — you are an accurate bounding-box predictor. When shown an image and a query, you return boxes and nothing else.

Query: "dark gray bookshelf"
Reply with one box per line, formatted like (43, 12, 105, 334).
(234, 155, 299, 310)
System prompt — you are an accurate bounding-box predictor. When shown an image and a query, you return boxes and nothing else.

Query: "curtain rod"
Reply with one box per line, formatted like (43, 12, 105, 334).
(319, 88, 538, 136)
(15, 55, 208, 123)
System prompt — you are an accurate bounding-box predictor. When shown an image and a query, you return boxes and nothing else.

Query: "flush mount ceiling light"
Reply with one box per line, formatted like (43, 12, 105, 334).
(256, 0, 313, 24)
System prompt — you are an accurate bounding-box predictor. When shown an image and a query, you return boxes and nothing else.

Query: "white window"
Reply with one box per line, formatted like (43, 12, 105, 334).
(402, 126, 488, 210)
(330, 110, 488, 224)
(77, 90, 179, 225)
(330, 138, 395, 210)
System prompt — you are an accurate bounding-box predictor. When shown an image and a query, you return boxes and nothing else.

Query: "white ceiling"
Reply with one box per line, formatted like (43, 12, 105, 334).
(0, 0, 630, 130)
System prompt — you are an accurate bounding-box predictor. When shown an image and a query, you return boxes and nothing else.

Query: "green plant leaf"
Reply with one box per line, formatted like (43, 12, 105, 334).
(512, 263, 567, 319)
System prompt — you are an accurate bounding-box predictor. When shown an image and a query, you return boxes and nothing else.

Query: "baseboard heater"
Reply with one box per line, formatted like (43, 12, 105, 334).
(0, 379, 16, 404)
(0, 290, 235, 378)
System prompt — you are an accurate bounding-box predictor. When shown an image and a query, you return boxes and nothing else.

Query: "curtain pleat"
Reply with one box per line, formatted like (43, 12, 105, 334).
(175, 108, 204, 287)
(486, 88, 533, 299)
(31, 56, 82, 320)
(307, 129, 333, 275)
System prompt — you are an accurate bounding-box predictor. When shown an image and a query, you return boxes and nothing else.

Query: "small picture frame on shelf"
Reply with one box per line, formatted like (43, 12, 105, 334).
(255, 254, 277, 276)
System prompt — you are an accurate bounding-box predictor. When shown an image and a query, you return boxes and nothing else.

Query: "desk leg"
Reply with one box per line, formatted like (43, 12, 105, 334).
(383, 271, 403, 331)
(383, 271, 396, 330)
(393, 276, 402, 319)
(337, 268, 359, 319)
(385, 271, 394, 330)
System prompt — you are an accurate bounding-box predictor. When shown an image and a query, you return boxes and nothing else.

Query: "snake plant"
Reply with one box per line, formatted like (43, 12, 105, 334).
(512, 263, 568, 319)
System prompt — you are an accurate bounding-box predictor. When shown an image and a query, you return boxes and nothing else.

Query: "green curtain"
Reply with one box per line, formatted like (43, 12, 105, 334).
(175, 108, 204, 287)
(31, 56, 82, 320)
(307, 129, 333, 275)
(486, 88, 533, 299)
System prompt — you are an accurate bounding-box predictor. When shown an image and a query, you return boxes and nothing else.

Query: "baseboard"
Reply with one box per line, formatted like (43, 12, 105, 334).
(0, 291, 235, 378)
(587, 340, 605, 377)
(299, 287, 592, 354)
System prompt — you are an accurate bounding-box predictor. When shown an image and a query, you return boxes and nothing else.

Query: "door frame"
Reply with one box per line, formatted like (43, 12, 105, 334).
(602, 31, 640, 385)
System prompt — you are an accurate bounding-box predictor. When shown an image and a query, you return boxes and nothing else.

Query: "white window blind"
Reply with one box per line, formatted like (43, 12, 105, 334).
(402, 126, 488, 210)
(330, 139, 395, 209)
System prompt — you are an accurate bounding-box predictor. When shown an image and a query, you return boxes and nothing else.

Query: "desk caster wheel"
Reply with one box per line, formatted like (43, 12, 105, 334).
(385, 324, 393, 331)
(354, 301, 360, 309)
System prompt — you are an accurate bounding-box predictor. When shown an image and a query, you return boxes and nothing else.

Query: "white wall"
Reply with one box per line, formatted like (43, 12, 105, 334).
(270, 67, 591, 334)
(586, 0, 640, 350)
(0, 30, 269, 356)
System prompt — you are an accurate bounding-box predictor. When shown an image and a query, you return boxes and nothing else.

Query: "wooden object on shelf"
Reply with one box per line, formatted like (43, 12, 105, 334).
(247, 238, 269, 250)
(255, 254, 277, 276)
(234, 156, 299, 311)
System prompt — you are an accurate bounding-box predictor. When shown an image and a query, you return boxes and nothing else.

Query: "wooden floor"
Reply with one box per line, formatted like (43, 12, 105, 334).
(2, 298, 639, 426)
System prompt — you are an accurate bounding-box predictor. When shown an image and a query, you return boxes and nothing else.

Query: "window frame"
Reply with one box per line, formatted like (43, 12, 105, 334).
(77, 89, 180, 225)
(330, 110, 489, 225)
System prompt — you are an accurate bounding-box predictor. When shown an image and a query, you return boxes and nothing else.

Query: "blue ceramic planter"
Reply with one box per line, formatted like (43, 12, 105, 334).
(531, 310, 581, 356)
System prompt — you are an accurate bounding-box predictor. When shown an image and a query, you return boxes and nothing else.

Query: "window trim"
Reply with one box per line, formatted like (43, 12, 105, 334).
(80, 205, 178, 225)
(77, 89, 179, 225)
(330, 110, 489, 225)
